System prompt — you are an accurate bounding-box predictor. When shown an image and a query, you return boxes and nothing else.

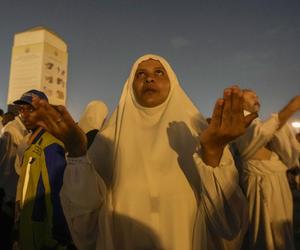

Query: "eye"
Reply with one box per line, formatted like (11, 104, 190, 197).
(28, 107, 35, 113)
(136, 71, 146, 78)
(19, 106, 35, 113)
(155, 69, 164, 76)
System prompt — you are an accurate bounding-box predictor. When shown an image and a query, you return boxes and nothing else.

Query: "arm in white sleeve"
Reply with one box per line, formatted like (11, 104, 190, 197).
(269, 123, 300, 168)
(60, 155, 114, 250)
(234, 114, 280, 160)
(194, 147, 248, 242)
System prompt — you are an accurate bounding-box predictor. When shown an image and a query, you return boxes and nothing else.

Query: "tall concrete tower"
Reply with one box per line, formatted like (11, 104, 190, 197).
(7, 27, 68, 106)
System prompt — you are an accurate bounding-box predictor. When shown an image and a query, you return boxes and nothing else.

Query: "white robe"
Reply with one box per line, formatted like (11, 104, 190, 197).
(232, 113, 300, 250)
(60, 54, 248, 250)
(0, 116, 29, 202)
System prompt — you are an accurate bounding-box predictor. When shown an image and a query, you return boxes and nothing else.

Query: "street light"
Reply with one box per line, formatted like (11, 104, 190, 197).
(292, 121, 300, 128)
(291, 121, 300, 133)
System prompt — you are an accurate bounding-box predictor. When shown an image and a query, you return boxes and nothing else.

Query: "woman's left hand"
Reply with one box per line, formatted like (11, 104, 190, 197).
(200, 86, 257, 166)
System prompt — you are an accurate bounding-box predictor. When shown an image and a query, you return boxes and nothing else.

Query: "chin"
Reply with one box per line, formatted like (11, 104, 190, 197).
(143, 102, 158, 108)
(254, 107, 260, 113)
(25, 124, 36, 130)
(141, 98, 160, 107)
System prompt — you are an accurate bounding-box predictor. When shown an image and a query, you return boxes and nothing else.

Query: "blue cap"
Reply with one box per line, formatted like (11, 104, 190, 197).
(13, 89, 48, 105)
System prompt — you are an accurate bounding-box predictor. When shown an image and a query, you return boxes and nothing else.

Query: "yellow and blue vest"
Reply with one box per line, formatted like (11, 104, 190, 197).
(19, 129, 70, 250)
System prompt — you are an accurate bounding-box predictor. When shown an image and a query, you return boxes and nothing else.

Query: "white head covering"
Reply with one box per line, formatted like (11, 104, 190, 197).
(78, 100, 108, 133)
(88, 54, 208, 249)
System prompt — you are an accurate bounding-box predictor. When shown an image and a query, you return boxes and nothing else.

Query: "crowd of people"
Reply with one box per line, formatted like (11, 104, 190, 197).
(0, 54, 300, 250)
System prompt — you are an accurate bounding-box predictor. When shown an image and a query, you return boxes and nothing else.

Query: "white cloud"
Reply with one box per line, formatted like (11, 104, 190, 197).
(170, 36, 191, 49)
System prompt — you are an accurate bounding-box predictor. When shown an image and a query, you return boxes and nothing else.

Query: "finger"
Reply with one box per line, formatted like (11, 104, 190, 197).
(38, 101, 63, 127)
(231, 88, 244, 125)
(31, 96, 41, 109)
(210, 98, 224, 129)
(244, 112, 258, 127)
(228, 85, 241, 90)
(54, 105, 87, 144)
(31, 100, 66, 138)
(30, 97, 49, 123)
(221, 88, 232, 127)
(231, 87, 242, 110)
(54, 105, 77, 125)
(31, 98, 58, 121)
(35, 120, 48, 129)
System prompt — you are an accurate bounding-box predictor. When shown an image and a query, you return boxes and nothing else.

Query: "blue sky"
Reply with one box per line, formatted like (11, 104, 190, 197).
(0, 0, 299, 120)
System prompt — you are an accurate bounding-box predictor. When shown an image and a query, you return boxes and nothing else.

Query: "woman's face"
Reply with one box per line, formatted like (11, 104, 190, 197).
(133, 59, 171, 107)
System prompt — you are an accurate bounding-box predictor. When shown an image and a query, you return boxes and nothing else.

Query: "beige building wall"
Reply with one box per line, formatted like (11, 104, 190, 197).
(7, 27, 68, 105)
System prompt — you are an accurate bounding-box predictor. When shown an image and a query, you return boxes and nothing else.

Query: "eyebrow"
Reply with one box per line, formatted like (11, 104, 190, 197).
(154, 67, 166, 71)
(136, 67, 166, 72)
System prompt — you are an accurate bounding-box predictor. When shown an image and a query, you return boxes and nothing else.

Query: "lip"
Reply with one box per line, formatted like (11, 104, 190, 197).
(143, 87, 158, 93)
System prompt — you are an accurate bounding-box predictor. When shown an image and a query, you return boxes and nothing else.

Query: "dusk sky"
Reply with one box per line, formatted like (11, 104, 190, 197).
(0, 0, 299, 121)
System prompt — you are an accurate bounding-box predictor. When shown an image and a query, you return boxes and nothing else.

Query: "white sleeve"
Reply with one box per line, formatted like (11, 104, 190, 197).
(2, 124, 22, 146)
(234, 114, 280, 160)
(60, 156, 114, 250)
(269, 123, 300, 168)
(193, 147, 248, 248)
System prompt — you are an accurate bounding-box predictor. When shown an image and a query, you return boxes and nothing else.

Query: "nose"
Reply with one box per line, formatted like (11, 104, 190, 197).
(20, 110, 29, 120)
(145, 76, 154, 84)
(256, 96, 260, 104)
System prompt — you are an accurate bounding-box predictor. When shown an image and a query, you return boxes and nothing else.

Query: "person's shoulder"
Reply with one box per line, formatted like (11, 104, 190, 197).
(41, 131, 63, 145)
(40, 132, 65, 155)
(2, 120, 15, 131)
(3, 117, 25, 133)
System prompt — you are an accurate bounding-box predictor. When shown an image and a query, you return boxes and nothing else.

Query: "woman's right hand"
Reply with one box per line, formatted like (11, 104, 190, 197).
(31, 97, 87, 157)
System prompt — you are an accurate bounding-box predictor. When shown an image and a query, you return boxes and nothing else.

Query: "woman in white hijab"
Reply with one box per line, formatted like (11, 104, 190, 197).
(78, 100, 108, 149)
(32, 54, 256, 250)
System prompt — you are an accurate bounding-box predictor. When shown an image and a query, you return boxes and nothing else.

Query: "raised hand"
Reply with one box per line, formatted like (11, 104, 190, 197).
(200, 86, 257, 166)
(31, 97, 87, 157)
(289, 95, 300, 110)
(278, 95, 300, 128)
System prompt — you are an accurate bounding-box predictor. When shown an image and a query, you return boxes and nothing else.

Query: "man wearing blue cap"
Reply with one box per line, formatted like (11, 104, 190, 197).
(13, 89, 71, 250)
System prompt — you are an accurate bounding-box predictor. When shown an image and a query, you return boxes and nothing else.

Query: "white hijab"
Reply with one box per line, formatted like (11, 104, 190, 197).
(88, 54, 208, 249)
(78, 100, 108, 133)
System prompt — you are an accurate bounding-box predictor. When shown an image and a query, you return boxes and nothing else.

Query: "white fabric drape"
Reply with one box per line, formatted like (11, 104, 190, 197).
(233, 114, 298, 250)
